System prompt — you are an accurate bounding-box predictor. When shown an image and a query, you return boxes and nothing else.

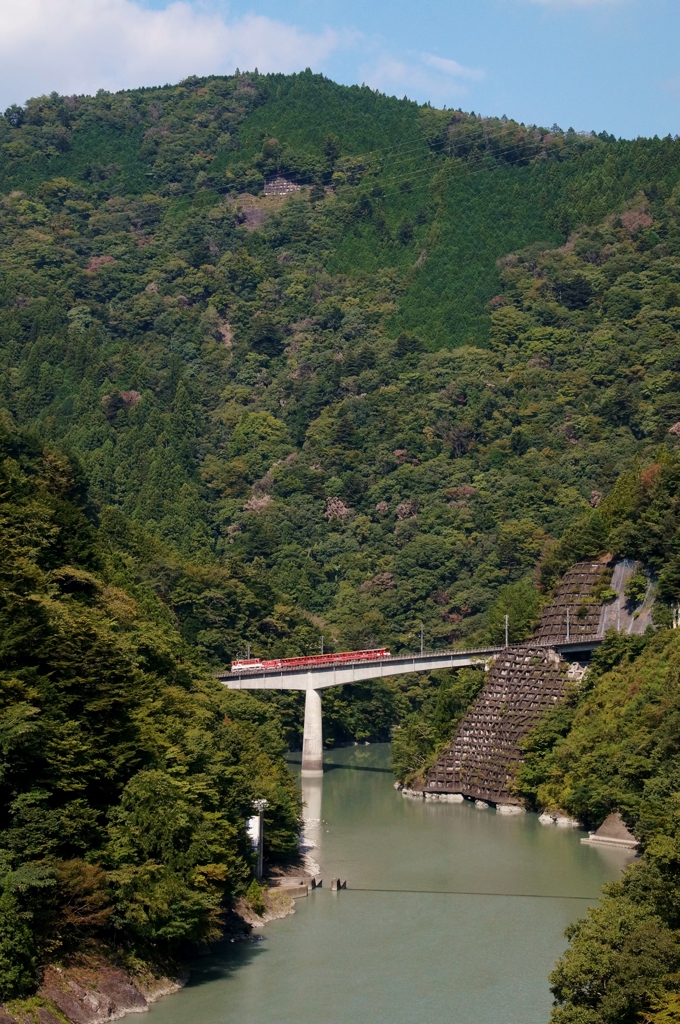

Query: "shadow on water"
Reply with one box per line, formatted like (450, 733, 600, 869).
(182, 937, 267, 989)
(286, 758, 392, 774)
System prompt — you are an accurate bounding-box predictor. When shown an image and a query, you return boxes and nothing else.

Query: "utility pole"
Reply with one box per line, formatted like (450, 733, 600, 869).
(253, 799, 268, 879)
(320, 635, 324, 655)
(566, 607, 570, 642)
(247, 642, 251, 659)
(505, 614, 509, 648)
(420, 623, 424, 656)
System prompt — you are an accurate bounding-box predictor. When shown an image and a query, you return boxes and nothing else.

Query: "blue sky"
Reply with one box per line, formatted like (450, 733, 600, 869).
(1, 0, 679, 138)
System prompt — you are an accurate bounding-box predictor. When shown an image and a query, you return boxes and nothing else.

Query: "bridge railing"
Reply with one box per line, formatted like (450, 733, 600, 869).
(215, 633, 605, 682)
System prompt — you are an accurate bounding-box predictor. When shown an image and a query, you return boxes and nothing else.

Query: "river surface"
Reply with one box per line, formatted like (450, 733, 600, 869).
(143, 744, 634, 1024)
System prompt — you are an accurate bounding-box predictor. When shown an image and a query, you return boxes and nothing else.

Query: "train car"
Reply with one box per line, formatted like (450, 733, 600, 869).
(231, 648, 391, 673)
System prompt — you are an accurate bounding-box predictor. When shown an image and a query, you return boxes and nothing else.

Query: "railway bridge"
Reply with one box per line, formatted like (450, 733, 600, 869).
(216, 637, 601, 776)
(217, 558, 655, 787)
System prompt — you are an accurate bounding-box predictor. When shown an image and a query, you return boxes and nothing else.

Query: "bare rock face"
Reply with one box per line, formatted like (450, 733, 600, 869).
(35, 964, 184, 1024)
(36, 1011, 65, 1024)
(581, 812, 638, 849)
(41, 966, 147, 1023)
(1, 963, 188, 1023)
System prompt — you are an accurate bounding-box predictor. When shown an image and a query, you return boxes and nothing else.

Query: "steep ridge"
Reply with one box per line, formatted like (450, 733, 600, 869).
(516, 624, 680, 1024)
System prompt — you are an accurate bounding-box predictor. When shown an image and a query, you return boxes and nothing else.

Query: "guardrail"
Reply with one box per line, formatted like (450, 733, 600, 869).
(215, 634, 604, 683)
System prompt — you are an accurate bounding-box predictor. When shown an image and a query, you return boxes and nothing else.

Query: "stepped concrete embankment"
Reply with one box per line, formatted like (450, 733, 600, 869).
(426, 557, 653, 806)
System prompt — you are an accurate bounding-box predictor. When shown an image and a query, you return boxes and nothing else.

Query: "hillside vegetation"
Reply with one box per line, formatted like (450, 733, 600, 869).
(513, 626, 680, 1024)
(3, 73, 680, 661)
(0, 418, 300, 999)
(4, 70, 680, 1014)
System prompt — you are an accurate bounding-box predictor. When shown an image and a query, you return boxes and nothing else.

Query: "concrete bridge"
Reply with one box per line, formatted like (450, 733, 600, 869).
(216, 637, 601, 776)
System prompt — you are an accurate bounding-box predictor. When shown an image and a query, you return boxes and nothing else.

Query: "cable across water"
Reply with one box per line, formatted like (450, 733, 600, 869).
(340, 887, 600, 900)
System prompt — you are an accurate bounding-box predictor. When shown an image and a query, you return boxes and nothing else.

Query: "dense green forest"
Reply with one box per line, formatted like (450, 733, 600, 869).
(0, 418, 301, 999)
(4, 69, 680, 1016)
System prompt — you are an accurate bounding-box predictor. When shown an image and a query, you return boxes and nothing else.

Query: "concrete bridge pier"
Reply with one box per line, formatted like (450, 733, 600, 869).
(301, 773, 323, 823)
(301, 687, 324, 776)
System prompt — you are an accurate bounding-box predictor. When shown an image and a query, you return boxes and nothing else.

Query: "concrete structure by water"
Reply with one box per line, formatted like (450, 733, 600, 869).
(581, 812, 639, 850)
(427, 645, 578, 805)
(427, 558, 654, 804)
(301, 688, 323, 776)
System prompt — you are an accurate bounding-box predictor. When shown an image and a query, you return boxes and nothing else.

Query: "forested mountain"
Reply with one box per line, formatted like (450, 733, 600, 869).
(3, 73, 680, 661)
(4, 70, 680, 1015)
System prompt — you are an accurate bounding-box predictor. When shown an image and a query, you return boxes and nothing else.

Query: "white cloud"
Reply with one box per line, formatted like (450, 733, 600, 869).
(0, 0, 342, 107)
(421, 54, 485, 82)
(360, 51, 485, 106)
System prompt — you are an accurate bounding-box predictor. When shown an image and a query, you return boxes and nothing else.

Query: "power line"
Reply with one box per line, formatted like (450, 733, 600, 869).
(112, 110, 623, 232)
(343, 887, 600, 900)
(137, 118, 596, 211)
(274, 117, 598, 178)
(249, 116, 597, 179)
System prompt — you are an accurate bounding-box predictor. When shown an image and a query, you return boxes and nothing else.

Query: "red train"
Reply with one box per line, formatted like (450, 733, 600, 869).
(231, 648, 391, 673)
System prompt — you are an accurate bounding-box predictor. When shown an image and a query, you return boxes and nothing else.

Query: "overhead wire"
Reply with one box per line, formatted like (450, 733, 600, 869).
(343, 887, 601, 900)
(339, 126, 601, 202)
(251, 109, 581, 176)
(140, 115, 590, 211)
(262, 124, 559, 201)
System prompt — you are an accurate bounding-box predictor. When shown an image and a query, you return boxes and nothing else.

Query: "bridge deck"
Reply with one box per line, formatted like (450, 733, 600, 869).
(216, 637, 601, 690)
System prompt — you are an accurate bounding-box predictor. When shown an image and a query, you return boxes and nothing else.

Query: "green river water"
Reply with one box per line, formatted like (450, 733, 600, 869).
(141, 744, 633, 1024)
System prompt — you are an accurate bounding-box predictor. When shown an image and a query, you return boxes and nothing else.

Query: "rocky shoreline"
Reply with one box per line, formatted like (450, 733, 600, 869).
(0, 963, 187, 1024)
(0, 865, 312, 1024)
